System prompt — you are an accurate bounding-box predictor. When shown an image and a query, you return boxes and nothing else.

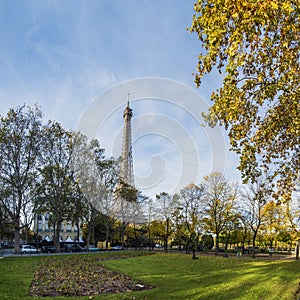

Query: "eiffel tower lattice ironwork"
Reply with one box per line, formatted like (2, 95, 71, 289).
(120, 95, 134, 187)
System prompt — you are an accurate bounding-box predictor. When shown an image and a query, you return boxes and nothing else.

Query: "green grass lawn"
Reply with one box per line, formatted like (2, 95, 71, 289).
(0, 252, 299, 300)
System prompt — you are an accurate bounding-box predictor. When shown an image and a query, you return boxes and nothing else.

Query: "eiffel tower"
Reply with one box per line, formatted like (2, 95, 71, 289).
(120, 95, 134, 187)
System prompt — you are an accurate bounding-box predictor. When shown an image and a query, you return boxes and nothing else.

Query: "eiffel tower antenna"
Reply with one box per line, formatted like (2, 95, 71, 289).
(120, 94, 134, 187)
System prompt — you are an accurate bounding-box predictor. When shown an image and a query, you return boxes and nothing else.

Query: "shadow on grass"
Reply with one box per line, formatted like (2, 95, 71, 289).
(0, 252, 299, 300)
(102, 253, 300, 300)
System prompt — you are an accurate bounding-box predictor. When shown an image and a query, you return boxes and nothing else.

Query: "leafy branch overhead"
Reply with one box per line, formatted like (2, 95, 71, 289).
(190, 0, 299, 198)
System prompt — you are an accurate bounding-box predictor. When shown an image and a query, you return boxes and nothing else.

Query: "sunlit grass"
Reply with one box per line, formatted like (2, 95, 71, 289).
(0, 252, 299, 300)
(101, 253, 300, 300)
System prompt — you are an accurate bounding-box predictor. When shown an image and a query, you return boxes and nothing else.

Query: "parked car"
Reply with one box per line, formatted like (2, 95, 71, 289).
(85, 245, 100, 252)
(63, 244, 83, 253)
(21, 245, 39, 254)
(41, 245, 56, 253)
(111, 245, 122, 251)
(4, 243, 14, 249)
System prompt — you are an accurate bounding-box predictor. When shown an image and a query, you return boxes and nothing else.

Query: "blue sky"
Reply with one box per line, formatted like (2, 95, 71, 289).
(0, 0, 241, 198)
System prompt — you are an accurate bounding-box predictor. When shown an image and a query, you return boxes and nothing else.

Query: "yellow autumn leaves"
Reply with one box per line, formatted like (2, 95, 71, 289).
(190, 0, 299, 198)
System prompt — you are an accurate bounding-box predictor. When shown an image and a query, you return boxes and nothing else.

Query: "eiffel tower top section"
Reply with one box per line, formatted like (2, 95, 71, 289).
(123, 99, 133, 120)
(120, 95, 134, 187)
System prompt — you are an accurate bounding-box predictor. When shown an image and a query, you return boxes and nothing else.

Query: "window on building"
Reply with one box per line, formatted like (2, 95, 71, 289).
(38, 223, 42, 231)
(66, 223, 72, 233)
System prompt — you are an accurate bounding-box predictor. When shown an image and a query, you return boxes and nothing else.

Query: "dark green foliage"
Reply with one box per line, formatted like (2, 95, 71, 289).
(201, 234, 214, 250)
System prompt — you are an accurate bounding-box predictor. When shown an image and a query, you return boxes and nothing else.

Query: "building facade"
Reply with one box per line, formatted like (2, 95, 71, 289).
(33, 213, 83, 242)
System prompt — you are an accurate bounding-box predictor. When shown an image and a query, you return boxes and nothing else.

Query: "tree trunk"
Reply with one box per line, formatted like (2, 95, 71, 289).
(225, 234, 230, 253)
(252, 232, 257, 258)
(54, 222, 62, 253)
(76, 221, 80, 242)
(105, 219, 110, 250)
(215, 234, 219, 255)
(121, 222, 126, 249)
(105, 224, 109, 250)
(86, 223, 91, 252)
(14, 225, 20, 254)
(148, 224, 152, 251)
(92, 224, 95, 245)
(165, 219, 169, 253)
(133, 224, 137, 250)
(164, 238, 168, 253)
(25, 226, 29, 244)
(186, 233, 193, 254)
(241, 238, 246, 254)
(186, 240, 190, 254)
(296, 240, 299, 260)
(192, 248, 196, 260)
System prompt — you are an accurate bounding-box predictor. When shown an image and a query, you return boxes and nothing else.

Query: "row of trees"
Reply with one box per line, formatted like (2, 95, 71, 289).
(0, 105, 142, 253)
(3, 168, 298, 257)
(146, 174, 299, 257)
(70, 172, 299, 257)
(0, 105, 299, 257)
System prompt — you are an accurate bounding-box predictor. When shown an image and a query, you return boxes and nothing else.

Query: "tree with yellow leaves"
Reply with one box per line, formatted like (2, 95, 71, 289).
(200, 172, 238, 254)
(261, 201, 291, 249)
(190, 0, 299, 199)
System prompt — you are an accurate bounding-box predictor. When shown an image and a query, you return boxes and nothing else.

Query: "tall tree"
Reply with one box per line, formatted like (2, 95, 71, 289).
(128, 192, 148, 249)
(115, 182, 139, 249)
(261, 201, 289, 249)
(36, 121, 80, 252)
(177, 183, 203, 253)
(73, 134, 120, 250)
(286, 186, 300, 259)
(97, 156, 120, 250)
(72, 134, 104, 249)
(220, 213, 241, 253)
(237, 208, 252, 253)
(190, 0, 299, 198)
(0, 198, 14, 242)
(200, 172, 237, 254)
(241, 178, 272, 257)
(0, 105, 43, 253)
(155, 192, 177, 252)
(145, 198, 156, 250)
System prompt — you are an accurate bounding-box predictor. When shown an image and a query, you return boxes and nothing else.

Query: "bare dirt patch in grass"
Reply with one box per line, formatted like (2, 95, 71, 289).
(30, 253, 152, 297)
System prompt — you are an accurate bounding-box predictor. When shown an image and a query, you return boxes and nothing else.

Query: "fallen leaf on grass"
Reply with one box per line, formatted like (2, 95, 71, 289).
(30, 255, 152, 297)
